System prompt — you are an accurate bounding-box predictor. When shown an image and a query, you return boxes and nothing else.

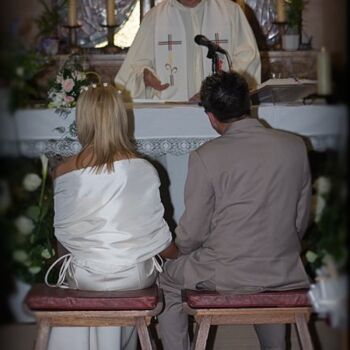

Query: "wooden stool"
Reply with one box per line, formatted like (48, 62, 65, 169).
(182, 289, 314, 350)
(25, 284, 164, 350)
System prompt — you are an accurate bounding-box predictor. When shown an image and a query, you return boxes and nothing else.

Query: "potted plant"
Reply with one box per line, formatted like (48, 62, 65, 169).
(35, 0, 67, 55)
(282, 0, 308, 51)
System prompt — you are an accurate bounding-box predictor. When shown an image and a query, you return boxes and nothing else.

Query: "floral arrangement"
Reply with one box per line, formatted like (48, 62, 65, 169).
(0, 157, 56, 285)
(48, 55, 90, 115)
(303, 151, 347, 329)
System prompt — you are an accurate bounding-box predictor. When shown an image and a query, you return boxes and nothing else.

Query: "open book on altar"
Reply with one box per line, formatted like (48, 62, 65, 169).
(250, 78, 317, 105)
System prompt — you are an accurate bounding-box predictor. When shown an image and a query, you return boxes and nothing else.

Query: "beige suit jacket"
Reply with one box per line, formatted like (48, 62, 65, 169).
(170, 118, 311, 292)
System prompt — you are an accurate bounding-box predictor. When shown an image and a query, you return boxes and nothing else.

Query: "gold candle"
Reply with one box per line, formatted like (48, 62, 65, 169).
(276, 0, 286, 22)
(106, 0, 116, 26)
(68, 0, 77, 26)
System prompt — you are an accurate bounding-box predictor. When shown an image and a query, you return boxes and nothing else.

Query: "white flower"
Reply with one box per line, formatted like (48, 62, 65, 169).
(16, 66, 24, 77)
(41, 248, 51, 259)
(23, 173, 42, 192)
(315, 196, 326, 223)
(13, 250, 28, 262)
(29, 266, 41, 274)
(56, 74, 63, 84)
(14, 216, 35, 235)
(40, 154, 49, 178)
(316, 177, 331, 195)
(0, 180, 11, 213)
(306, 250, 318, 263)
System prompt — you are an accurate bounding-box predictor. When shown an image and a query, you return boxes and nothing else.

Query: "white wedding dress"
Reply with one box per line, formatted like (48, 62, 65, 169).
(47, 158, 172, 350)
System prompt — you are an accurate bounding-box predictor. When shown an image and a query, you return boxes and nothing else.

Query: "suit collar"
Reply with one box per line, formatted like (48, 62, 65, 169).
(223, 117, 262, 135)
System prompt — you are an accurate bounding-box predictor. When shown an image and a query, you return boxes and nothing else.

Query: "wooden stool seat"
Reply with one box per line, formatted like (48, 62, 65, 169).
(25, 284, 163, 350)
(182, 289, 314, 350)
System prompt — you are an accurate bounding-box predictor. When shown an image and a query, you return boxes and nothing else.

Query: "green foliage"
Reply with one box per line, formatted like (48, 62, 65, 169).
(35, 0, 67, 38)
(302, 151, 347, 277)
(285, 0, 308, 31)
(0, 42, 51, 112)
(0, 157, 56, 285)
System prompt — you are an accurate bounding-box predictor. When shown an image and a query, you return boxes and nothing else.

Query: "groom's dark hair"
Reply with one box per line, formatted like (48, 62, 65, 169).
(199, 71, 251, 122)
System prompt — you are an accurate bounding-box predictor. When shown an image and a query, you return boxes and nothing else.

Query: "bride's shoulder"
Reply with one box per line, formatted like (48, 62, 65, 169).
(52, 155, 78, 180)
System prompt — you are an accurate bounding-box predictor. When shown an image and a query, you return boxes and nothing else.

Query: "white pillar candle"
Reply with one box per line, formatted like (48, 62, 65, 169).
(68, 0, 77, 26)
(276, 0, 286, 22)
(317, 47, 332, 95)
(106, 0, 116, 26)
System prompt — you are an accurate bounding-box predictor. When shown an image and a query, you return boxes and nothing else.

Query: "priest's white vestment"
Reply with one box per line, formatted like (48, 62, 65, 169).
(115, 0, 261, 101)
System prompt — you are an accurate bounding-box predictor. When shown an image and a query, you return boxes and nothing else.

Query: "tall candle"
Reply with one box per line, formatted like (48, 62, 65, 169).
(276, 0, 286, 22)
(317, 47, 332, 95)
(68, 0, 77, 26)
(106, 0, 116, 26)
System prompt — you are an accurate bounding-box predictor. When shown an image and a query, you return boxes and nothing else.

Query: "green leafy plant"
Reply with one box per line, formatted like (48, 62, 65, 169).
(285, 0, 308, 33)
(35, 0, 67, 38)
(0, 157, 56, 285)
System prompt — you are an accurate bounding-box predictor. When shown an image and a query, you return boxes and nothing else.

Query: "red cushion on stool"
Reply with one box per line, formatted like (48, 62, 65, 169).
(182, 289, 310, 309)
(25, 284, 160, 311)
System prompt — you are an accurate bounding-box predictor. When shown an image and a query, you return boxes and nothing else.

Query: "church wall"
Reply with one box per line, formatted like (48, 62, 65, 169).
(0, 0, 347, 71)
(0, 0, 44, 48)
(303, 0, 347, 67)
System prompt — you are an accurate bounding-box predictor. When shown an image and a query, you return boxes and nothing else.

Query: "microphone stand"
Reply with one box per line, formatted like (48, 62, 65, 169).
(206, 47, 233, 74)
(224, 51, 233, 71)
(207, 48, 219, 74)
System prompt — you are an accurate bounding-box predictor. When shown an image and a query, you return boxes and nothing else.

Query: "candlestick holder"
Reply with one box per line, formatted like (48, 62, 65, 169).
(273, 21, 288, 50)
(63, 24, 82, 54)
(100, 24, 122, 54)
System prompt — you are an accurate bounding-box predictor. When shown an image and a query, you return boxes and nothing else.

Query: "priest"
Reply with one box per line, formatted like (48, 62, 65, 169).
(115, 0, 261, 101)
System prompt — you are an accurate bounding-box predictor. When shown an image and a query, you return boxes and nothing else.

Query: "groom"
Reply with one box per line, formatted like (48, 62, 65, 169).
(158, 71, 312, 350)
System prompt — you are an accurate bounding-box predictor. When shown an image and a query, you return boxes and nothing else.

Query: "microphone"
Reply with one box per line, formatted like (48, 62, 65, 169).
(194, 34, 226, 55)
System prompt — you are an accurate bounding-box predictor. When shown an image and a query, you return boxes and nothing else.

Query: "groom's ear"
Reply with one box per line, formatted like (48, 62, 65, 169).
(207, 112, 218, 127)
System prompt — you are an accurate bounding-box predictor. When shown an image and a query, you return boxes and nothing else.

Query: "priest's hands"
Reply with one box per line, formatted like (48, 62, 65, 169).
(143, 68, 170, 91)
(189, 92, 200, 103)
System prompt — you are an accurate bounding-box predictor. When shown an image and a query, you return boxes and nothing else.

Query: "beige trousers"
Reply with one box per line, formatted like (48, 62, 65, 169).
(158, 260, 286, 350)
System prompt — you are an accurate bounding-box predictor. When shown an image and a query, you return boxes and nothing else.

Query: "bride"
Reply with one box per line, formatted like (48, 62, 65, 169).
(46, 84, 178, 350)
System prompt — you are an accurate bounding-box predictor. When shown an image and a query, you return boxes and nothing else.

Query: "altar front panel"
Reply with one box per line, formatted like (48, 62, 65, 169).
(0, 102, 347, 222)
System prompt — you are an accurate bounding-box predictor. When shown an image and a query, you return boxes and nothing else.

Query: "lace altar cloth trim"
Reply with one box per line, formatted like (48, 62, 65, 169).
(0, 138, 215, 158)
(0, 135, 341, 158)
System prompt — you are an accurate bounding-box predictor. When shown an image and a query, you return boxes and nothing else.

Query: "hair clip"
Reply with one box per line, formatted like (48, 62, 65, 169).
(92, 84, 97, 88)
(83, 86, 89, 91)
(103, 82, 108, 87)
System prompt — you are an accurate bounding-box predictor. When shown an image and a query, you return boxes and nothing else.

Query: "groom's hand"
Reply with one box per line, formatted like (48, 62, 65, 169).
(143, 68, 170, 91)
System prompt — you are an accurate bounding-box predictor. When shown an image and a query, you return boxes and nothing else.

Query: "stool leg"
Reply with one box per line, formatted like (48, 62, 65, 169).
(34, 319, 51, 350)
(135, 317, 152, 350)
(192, 316, 211, 350)
(295, 314, 314, 350)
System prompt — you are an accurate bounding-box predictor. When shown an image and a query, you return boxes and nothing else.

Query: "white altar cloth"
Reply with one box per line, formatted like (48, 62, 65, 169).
(0, 103, 347, 156)
(0, 102, 347, 222)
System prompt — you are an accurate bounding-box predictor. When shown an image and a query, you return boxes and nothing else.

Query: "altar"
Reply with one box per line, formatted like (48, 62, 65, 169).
(0, 100, 347, 223)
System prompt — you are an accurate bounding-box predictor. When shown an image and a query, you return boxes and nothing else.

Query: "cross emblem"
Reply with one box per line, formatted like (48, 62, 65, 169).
(158, 34, 182, 86)
(212, 33, 228, 45)
(158, 34, 182, 51)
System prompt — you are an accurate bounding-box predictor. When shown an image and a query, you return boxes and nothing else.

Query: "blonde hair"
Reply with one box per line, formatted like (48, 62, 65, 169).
(75, 85, 136, 173)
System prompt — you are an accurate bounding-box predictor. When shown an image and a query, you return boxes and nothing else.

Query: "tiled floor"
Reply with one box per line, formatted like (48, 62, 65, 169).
(0, 320, 345, 350)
